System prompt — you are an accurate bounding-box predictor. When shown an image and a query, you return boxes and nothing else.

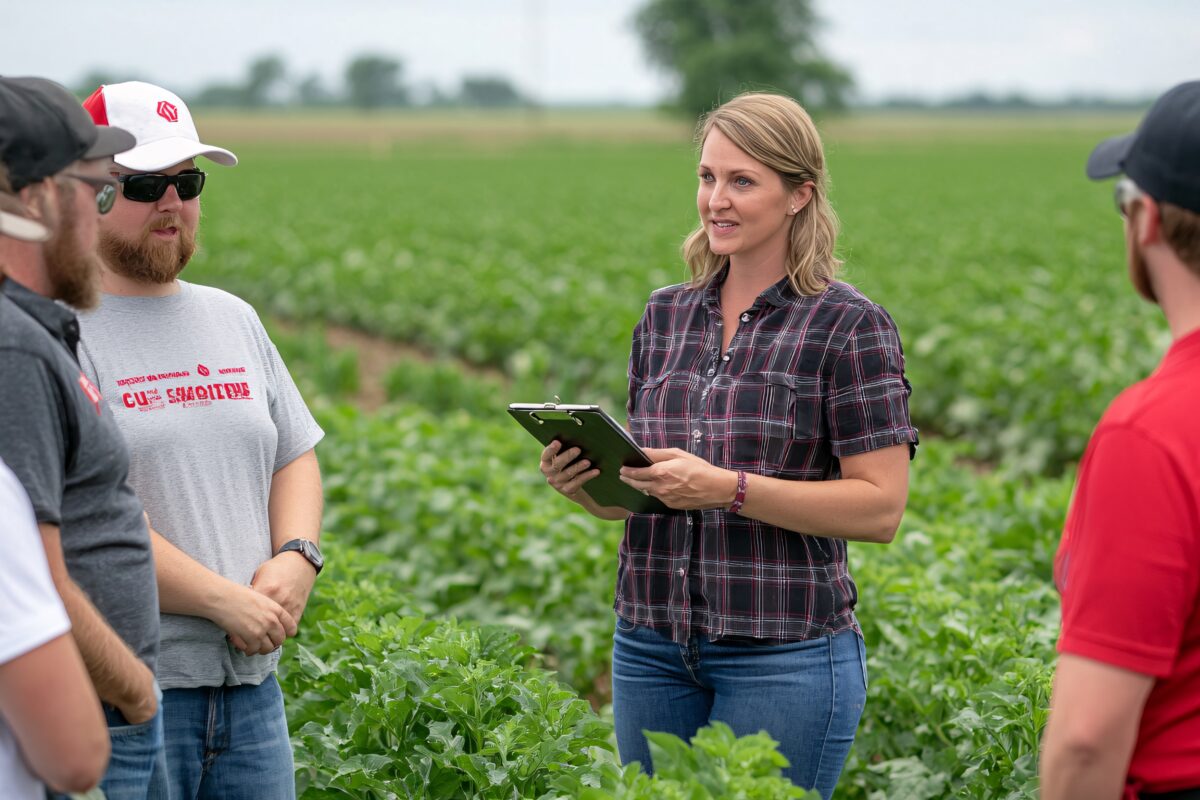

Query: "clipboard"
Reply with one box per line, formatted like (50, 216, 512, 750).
(508, 402, 670, 514)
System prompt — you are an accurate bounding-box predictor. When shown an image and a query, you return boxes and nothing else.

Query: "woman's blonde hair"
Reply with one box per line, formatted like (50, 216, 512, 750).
(683, 92, 841, 295)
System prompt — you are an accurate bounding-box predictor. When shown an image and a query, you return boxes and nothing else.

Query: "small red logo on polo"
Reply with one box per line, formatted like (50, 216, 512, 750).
(78, 373, 103, 415)
(157, 101, 179, 122)
(197, 364, 210, 377)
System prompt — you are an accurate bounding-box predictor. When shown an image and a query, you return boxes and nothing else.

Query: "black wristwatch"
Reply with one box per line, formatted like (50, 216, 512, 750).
(276, 539, 324, 575)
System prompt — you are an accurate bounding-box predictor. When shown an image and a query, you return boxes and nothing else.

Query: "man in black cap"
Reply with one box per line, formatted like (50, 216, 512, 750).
(1042, 82, 1200, 799)
(0, 76, 167, 799)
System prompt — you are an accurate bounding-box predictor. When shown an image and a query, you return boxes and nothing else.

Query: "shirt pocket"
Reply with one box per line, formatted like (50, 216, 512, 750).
(630, 371, 692, 450)
(727, 372, 821, 471)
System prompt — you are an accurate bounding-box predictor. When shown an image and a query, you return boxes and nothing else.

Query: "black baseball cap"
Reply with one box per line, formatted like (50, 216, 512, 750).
(0, 76, 135, 190)
(1087, 81, 1200, 214)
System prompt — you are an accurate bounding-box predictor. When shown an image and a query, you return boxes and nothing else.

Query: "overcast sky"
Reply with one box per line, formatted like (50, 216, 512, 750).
(3, 0, 1197, 104)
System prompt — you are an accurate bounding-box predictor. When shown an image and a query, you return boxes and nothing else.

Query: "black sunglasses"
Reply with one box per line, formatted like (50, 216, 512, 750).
(117, 170, 207, 203)
(65, 173, 119, 215)
(1114, 178, 1143, 218)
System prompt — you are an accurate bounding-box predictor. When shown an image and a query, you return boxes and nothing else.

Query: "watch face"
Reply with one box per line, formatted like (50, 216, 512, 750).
(302, 540, 324, 568)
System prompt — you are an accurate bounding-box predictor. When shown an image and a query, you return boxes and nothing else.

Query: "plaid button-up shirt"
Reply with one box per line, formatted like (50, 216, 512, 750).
(615, 270, 918, 644)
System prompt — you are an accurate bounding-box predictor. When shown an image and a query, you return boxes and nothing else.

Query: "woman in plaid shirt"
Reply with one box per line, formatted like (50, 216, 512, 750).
(541, 92, 918, 798)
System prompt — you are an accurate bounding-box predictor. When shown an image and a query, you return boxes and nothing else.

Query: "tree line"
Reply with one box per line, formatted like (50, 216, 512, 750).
(73, 2, 1147, 116)
(76, 54, 528, 110)
(71, 1, 854, 115)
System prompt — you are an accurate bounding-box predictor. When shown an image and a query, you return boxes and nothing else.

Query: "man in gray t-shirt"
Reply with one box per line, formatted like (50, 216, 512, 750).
(79, 81, 324, 800)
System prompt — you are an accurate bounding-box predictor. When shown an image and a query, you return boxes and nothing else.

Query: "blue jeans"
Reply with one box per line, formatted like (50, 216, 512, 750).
(50, 683, 171, 800)
(611, 620, 867, 800)
(160, 674, 295, 800)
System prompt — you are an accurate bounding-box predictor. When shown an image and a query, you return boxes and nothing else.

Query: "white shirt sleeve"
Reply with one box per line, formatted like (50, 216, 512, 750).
(0, 460, 70, 665)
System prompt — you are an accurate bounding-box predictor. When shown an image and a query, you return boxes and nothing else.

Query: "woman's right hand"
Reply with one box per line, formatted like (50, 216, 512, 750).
(540, 440, 600, 501)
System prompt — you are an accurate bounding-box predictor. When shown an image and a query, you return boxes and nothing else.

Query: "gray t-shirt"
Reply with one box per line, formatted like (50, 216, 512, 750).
(0, 280, 159, 675)
(79, 281, 323, 689)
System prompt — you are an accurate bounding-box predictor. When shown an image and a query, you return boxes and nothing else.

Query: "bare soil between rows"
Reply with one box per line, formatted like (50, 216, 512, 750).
(271, 316, 508, 412)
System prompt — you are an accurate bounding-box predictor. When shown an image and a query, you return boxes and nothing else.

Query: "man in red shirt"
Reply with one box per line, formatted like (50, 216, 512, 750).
(1041, 82, 1200, 800)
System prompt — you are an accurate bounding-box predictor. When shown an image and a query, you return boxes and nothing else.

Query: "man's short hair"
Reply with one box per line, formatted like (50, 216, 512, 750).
(1161, 203, 1200, 276)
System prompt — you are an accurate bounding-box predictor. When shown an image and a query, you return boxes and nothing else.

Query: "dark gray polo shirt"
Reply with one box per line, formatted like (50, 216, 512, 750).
(0, 278, 158, 673)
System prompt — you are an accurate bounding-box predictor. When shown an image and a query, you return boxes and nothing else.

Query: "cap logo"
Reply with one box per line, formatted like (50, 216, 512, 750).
(197, 363, 210, 377)
(157, 101, 179, 122)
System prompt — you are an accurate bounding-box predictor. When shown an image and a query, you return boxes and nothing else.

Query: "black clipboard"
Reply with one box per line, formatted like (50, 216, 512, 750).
(508, 402, 670, 514)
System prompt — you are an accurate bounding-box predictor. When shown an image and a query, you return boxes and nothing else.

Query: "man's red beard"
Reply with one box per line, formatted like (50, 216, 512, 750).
(99, 214, 197, 285)
(42, 181, 102, 310)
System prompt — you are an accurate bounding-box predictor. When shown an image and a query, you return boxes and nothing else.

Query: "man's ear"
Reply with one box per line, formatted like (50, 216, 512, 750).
(1134, 195, 1162, 247)
(16, 178, 53, 222)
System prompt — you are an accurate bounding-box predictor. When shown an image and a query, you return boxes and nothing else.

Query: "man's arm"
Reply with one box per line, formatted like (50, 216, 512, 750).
(148, 525, 296, 657)
(1040, 654, 1155, 800)
(252, 449, 323, 623)
(0, 632, 110, 794)
(39, 522, 157, 724)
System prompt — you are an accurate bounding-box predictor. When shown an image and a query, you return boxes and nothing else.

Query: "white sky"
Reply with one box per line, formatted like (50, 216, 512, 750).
(2, 0, 1197, 104)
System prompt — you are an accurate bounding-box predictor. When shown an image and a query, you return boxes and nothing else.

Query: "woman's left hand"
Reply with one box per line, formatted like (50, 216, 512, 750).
(619, 448, 738, 510)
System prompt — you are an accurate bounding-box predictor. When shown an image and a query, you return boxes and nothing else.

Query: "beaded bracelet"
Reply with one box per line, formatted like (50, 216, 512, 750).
(729, 469, 747, 514)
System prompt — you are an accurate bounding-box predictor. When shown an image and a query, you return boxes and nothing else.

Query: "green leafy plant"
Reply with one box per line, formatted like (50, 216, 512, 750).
(283, 547, 825, 799)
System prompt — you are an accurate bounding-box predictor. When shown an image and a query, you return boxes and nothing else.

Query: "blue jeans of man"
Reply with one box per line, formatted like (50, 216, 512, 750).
(50, 683, 170, 800)
(611, 620, 867, 800)
(160, 673, 295, 800)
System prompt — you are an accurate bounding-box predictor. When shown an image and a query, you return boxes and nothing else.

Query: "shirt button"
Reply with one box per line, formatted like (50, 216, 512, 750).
(721, 354, 730, 362)
(715, 319, 723, 326)
(677, 568, 686, 577)
(692, 429, 702, 440)
(740, 313, 751, 323)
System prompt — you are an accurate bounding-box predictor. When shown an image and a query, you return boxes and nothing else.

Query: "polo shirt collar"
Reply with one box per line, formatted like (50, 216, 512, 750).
(1, 277, 81, 357)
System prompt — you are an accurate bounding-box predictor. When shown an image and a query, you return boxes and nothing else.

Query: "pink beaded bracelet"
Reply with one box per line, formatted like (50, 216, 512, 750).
(729, 470, 747, 514)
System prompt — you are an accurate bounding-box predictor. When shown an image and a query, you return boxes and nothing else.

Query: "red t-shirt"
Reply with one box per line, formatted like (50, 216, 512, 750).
(1056, 327, 1200, 792)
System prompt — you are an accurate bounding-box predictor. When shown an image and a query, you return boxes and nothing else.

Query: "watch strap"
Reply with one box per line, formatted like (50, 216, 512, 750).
(277, 538, 323, 574)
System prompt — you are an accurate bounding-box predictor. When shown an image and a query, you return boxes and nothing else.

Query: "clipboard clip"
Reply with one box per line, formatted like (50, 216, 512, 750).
(531, 396, 583, 426)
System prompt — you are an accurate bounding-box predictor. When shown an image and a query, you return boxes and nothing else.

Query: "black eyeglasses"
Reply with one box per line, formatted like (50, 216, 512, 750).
(65, 173, 118, 215)
(117, 170, 207, 203)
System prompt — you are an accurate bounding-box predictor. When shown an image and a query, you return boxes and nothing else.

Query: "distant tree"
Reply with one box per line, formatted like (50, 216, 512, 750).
(634, 0, 852, 117)
(297, 73, 335, 106)
(408, 80, 447, 107)
(459, 76, 523, 108)
(191, 55, 286, 108)
(345, 54, 409, 109)
(194, 83, 250, 107)
(944, 91, 1036, 110)
(245, 55, 287, 106)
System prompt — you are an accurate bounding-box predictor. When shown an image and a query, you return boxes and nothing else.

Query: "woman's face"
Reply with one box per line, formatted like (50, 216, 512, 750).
(696, 128, 807, 270)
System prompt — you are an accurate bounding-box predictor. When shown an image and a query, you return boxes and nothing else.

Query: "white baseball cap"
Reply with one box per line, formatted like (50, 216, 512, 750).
(82, 81, 237, 172)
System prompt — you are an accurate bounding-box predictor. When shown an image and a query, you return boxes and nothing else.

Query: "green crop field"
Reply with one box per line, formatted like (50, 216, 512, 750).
(182, 110, 1159, 798)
